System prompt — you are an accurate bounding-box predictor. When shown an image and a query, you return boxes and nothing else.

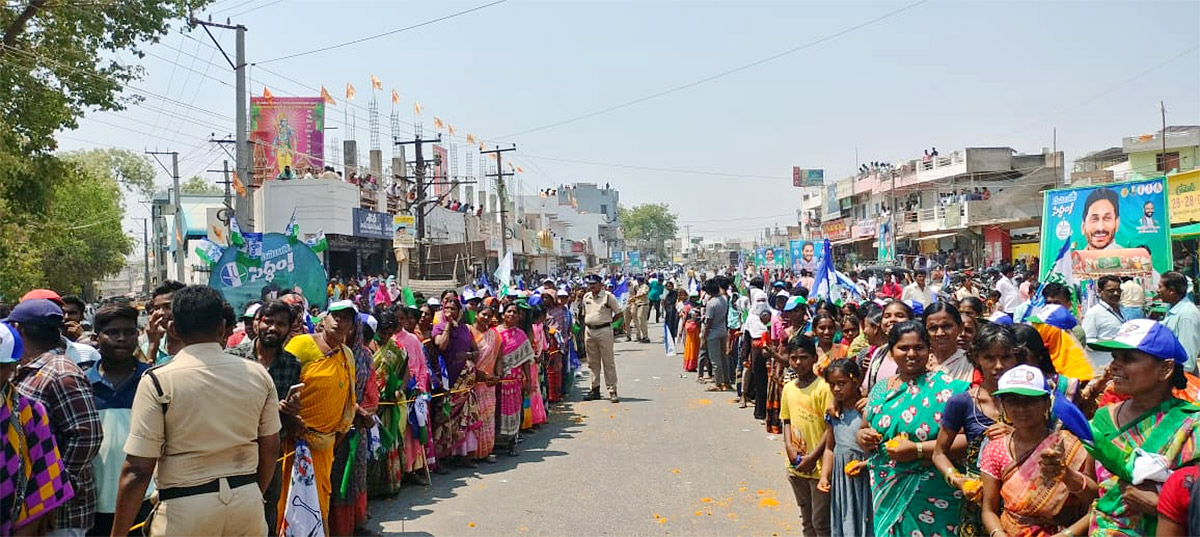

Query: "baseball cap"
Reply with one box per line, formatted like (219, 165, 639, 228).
(782, 296, 806, 312)
(426, 298, 442, 308)
(1088, 319, 1189, 365)
(327, 300, 358, 314)
(4, 299, 64, 327)
(556, 289, 569, 297)
(542, 278, 556, 285)
(774, 290, 790, 299)
(462, 290, 477, 301)
(0, 323, 24, 364)
(1027, 304, 1077, 331)
(20, 289, 63, 305)
(905, 299, 925, 317)
(585, 274, 603, 284)
(243, 303, 262, 319)
(360, 313, 378, 332)
(993, 365, 1049, 397)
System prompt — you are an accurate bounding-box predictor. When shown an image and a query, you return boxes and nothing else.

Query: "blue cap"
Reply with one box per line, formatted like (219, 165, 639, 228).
(1087, 319, 1189, 365)
(782, 296, 806, 312)
(1027, 304, 1078, 331)
(905, 299, 924, 317)
(3, 299, 64, 327)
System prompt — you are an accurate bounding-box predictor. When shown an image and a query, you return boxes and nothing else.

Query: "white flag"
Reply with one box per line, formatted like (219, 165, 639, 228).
(663, 324, 677, 356)
(281, 439, 325, 537)
(494, 251, 513, 287)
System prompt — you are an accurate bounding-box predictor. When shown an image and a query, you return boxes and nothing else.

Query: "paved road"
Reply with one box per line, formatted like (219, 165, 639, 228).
(369, 321, 804, 537)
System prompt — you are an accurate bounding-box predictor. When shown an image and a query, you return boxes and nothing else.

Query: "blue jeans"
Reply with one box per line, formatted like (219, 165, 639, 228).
(1121, 306, 1144, 320)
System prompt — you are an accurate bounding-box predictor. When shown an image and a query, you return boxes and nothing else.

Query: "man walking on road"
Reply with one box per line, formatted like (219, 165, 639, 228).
(648, 274, 664, 324)
(633, 276, 651, 343)
(583, 274, 622, 402)
(702, 279, 732, 392)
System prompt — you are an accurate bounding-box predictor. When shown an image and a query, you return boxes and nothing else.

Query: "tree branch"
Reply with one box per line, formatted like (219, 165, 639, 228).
(2, 0, 50, 51)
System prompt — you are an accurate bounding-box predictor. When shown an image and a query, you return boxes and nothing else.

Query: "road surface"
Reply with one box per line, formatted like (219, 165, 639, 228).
(369, 321, 803, 537)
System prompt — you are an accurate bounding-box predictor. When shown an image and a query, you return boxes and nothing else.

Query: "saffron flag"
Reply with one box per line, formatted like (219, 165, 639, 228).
(391, 89, 400, 104)
(262, 87, 275, 105)
(231, 170, 246, 196)
(281, 439, 324, 537)
(466, 134, 477, 145)
(517, 166, 524, 174)
(433, 117, 445, 131)
(371, 74, 382, 90)
(320, 85, 335, 105)
(345, 83, 356, 100)
(413, 102, 423, 115)
(448, 124, 456, 135)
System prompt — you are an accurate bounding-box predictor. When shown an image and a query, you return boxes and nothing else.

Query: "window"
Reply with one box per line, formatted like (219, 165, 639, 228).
(601, 204, 608, 215)
(1158, 152, 1181, 173)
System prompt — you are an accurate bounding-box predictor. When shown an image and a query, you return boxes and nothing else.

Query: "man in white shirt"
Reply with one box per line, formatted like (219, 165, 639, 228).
(1119, 277, 1145, 320)
(955, 277, 981, 300)
(996, 265, 1021, 314)
(902, 270, 936, 307)
(1082, 275, 1124, 368)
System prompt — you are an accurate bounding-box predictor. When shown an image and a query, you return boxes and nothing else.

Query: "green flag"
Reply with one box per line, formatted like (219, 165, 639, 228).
(402, 287, 417, 307)
(305, 228, 328, 253)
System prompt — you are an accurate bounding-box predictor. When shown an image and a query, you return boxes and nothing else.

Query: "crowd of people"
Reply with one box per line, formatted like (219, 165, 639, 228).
(0, 274, 603, 536)
(662, 264, 1200, 537)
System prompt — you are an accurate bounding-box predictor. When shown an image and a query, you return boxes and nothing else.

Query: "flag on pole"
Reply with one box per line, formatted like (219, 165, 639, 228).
(1020, 240, 1075, 322)
(391, 89, 400, 104)
(433, 117, 445, 131)
(448, 124, 457, 136)
(371, 74, 382, 90)
(664, 324, 677, 356)
(466, 134, 477, 145)
(517, 166, 524, 174)
(262, 86, 275, 105)
(285, 208, 300, 243)
(229, 215, 245, 247)
(320, 85, 336, 105)
(413, 102, 423, 115)
(231, 170, 246, 196)
(345, 83, 356, 100)
(304, 229, 328, 253)
(238, 232, 264, 267)
(280, 439, 324, 537)
(811, 239, 862, 305)
(478, 141, 486, 151)
(194, 238, 224, 267)
(494, 251, 514, 288)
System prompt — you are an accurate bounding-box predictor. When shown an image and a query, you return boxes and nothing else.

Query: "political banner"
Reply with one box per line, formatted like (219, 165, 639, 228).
(611, 250, 624, 264)
(772, 248, 788, 269)
(754, 247, 767, 268)
(250, 97, 324, 184)
(1168, 169, 1200, 224)
(789, 240, 824, 273)
(628, 251, 643, 270)
(878, 218, 894, 262)
(210, 232, 328, 313)
(393, 214, 416, 248)
(1040, 177, 1170, 280)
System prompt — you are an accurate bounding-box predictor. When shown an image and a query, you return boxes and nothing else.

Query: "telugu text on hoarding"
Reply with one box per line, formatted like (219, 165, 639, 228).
(1040, 177, 1171, 279)
(250, 97, 325, 184)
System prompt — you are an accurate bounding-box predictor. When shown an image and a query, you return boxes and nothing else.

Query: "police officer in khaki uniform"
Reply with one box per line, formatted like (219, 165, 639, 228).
(112, 285, 281, 536)
(583, 274, 622, 402)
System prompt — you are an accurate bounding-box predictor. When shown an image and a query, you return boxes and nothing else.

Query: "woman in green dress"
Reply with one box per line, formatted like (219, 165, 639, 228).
(857, 320, 970, 537)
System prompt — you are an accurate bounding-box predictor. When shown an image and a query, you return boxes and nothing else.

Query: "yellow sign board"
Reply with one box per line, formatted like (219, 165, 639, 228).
(1169, 169, 1200, 224)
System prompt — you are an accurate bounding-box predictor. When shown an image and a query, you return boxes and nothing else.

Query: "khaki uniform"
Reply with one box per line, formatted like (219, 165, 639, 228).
(126, 342, 281, 537)
(583, 289, 623, 394)
(633, 283, 651, 341)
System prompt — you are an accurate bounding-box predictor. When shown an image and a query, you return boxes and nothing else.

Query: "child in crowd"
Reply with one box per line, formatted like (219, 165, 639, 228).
(780, 335, 832, 537)
(818, 358, 872, 537)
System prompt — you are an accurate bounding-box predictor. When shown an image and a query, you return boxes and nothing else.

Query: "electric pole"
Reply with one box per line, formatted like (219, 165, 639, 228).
(146, 151, 184, 282)
(139, 218, 149, 295)
(394, 134, 441, 279)
(190, 16, 251, 229)
(482, 145, 516, 258)
(1162, 101, 1169, 173)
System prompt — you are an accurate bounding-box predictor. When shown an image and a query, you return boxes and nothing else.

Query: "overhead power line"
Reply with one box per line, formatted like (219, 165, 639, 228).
(498, 0, 930, 139)
(257, 0, 508, 65)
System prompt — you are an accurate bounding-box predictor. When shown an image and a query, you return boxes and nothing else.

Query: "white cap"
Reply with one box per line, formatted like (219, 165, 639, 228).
(243, 303, 262, 318)
(557, 289, 569, 297)
(426, 298, 441, 307)
(365, 314, 379, 333)
(0, 323, 24, 364)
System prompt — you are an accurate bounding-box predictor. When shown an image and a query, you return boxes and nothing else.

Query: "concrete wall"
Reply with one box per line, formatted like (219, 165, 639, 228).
(256, 179, 358, 238)
(1129, 146, 1199, 176)
(964, 147, 1013, 173)
(560, 183, 619, 221)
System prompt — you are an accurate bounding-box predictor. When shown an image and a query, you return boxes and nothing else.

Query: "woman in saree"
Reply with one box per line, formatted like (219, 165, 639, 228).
(682, 307, 701, 372)
(813, 312, 848, 376)
(1083, 319, 1200, 537)
(496, 304, 536, 456)
(857, 320, 970, 537)
(980, 365, 1097, 537)
(469, 305, 501, 463)
(926, 302, 974, 383)
(280, 300, 359, 531)
(369, 310, 407, 497)
(415, 303, 450, 474)
(521, 304, 549, 430)
(933, 322, 1019, 537)
(432, 293, 482, 469)
(329, 312, 380, 536)
(393, 306, 431, 485)
(1013, 324, 1083, 406)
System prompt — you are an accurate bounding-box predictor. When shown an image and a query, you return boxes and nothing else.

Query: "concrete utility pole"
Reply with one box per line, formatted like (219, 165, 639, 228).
(139, 218, 149, 295)
(146, 151, 184, 282)
(482, 145, 516, 258)
(394, 134, 441, 279)
(190, 16, 252, 229)
(1161, 101, 1169, 173)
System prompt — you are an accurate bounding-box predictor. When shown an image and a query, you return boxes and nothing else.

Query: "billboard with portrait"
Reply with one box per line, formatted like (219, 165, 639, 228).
(789, 240, 823, 273)
(249, 97, 325, 184)
(1040, 177, 1171, 280)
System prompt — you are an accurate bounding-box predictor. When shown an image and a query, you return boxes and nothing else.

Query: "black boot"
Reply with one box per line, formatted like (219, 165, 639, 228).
(583, 387, 601, 401)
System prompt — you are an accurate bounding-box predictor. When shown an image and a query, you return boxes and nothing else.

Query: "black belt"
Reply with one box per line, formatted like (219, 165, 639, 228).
(586, 323, 612, 330)
(158, 473, 258, 501)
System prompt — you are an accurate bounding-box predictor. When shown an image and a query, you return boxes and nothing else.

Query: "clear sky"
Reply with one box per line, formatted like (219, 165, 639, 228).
(60, 0, 1200, 242)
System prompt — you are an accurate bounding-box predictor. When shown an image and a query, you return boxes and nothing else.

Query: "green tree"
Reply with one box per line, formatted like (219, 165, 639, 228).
(618, 203, 679, 259)
(181, 175, 221, 194)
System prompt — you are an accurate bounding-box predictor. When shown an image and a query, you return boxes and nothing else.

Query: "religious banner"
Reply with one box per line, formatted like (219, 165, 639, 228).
(1040, 177, 1171, 280)
(210, 232, 328, 313)
(249, 97, 324, 184)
